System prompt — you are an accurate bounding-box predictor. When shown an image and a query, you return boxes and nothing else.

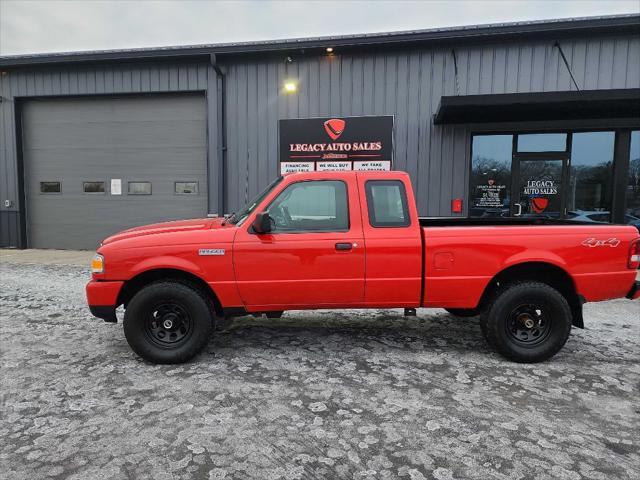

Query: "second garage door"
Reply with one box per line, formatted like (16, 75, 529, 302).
(22, 94, 208, 250)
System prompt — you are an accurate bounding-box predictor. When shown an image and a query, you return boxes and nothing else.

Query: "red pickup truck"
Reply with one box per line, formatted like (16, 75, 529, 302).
(86, 171, 639, 364)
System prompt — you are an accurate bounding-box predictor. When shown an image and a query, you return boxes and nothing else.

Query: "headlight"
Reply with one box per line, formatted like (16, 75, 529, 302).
(91, 254, 105, 273)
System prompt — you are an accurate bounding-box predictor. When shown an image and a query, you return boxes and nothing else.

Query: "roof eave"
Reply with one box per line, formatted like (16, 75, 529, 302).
(1, 14, 638, 68)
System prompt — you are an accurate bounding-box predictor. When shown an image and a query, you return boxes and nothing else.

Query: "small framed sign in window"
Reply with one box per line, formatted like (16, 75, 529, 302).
(40, 181, 61, 194)
(128, 181, 152, 195)
(83, 181, 106, 194)
(175, 181, 198, 195)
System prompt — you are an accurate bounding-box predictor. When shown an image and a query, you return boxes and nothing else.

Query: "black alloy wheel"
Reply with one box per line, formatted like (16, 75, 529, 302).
(146, 302, 192, 346)
(505, 304, 552, 347)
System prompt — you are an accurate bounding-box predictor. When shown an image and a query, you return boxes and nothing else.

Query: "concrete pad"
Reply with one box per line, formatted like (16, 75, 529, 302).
(0, 248, 94, 266)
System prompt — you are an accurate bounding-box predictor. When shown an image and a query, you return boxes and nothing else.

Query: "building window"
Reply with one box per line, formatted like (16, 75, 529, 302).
(627, 131, 640, 224)
(469, 135, 512, 217)
(365, 180, 410, 227)
(470, 130, 627, 222)
(40, 181, 61, 194)
(83, 181, 105, 194)
(517, 133, 567, 152)
(128, 182, 152, 195)
(175, 181, 198, 195)
(567, 131, 615, 222)
(265, 180, 349, 232)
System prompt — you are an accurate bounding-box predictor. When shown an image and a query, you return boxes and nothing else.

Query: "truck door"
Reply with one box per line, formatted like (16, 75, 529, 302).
(358, 174, 423, 306)
(233, 176, 365, 309)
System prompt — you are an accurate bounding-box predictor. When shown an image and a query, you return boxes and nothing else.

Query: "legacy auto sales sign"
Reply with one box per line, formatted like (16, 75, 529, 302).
(279, 116, 394, 174)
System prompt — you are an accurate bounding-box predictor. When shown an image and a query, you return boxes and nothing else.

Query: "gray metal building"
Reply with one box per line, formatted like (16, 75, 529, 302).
(1, 15, 639, 249)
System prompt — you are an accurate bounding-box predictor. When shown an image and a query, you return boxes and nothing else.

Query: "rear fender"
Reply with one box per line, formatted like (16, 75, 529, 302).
(479, 259, 584, 329)
(502, 250, 568, 271)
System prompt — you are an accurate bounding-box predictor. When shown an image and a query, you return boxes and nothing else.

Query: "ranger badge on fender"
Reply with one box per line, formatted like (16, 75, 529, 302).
(198, 248, 225, 256)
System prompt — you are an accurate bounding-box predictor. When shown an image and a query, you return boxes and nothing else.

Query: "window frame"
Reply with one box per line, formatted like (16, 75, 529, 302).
(39, 181, 62, 195)
(516, 133, 568, 153)
(174, 181, 199, 195)
(364, 179, 411, 228)
(255, 179, 350, 234)
(620, 130, 640, 223)
(127, 181, 152, 195)
(82, 181, 106, 194)
(469, 126, 639, 223)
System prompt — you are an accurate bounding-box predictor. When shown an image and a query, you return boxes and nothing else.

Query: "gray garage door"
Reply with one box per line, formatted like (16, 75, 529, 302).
(22, 94, 207, 250)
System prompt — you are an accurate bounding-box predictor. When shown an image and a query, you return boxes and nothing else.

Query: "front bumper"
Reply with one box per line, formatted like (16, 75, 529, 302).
(626, 281, 640, 300)
(86, 280, 124, 323)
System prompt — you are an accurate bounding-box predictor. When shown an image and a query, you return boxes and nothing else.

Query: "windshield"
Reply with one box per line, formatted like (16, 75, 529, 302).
(226, 176, 283, 225)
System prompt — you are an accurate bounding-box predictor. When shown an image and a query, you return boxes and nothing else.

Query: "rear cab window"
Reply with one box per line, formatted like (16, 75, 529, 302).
(365, 180, 410, 227)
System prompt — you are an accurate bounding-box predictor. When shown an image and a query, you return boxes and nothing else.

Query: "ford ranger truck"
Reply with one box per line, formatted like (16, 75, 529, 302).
(86, 171, 640, 364)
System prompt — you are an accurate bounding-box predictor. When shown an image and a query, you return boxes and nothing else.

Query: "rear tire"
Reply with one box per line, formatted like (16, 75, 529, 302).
(480, 282, 572, 363)
(445, 308, 479, 317)
(123, 281, 214, 364)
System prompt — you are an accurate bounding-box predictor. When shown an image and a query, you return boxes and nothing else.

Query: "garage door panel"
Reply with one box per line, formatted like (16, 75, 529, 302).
(23, 96, 207, 123)
(24, 147, 206, 172)
(24, 121, 206, 149)
(23, 94, 208, 250)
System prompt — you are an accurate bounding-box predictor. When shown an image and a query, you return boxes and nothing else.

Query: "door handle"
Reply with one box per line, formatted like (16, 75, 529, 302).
(514, 203, 522, 217)
(335, 242, 353, 251)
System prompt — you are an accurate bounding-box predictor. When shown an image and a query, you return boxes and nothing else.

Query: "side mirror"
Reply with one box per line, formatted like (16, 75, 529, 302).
(252, 212, 272, 234)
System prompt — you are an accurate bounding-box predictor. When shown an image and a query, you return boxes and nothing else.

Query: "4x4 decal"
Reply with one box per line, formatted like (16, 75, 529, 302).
(581, 238, 621, 248)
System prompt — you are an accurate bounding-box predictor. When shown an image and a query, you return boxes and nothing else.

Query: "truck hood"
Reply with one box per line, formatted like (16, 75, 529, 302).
(101, 217, 225, 245)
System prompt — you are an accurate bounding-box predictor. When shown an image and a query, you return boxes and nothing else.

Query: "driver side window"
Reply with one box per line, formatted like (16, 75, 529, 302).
(266, 180, 349, 232)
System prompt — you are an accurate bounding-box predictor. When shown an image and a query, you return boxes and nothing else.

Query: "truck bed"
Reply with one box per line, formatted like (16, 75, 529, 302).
(419, 217, 639, 231)
(420, 220, 639, 308)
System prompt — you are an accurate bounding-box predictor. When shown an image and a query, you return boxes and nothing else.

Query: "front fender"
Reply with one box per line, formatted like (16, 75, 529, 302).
(129, 255, 207, 279)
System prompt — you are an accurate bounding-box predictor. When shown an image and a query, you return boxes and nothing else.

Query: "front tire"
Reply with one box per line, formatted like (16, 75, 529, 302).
(480, 282, 572, 363)
(123, 281, 214, 364)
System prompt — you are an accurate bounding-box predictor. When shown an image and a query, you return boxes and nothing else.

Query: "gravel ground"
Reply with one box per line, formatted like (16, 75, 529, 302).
(1, 260, 639, 480)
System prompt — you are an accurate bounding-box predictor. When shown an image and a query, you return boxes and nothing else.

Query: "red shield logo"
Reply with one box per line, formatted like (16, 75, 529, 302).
(488, 179, 495, 186)
(324, 118, 346, 141)
(531, 197, 549, 213)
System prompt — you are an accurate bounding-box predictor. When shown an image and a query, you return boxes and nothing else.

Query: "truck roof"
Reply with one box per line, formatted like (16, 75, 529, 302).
(282, 170, 408, 180)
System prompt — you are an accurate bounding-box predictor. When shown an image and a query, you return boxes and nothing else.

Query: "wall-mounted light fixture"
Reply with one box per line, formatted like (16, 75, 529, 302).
(326, 47, 334, 53)
(283, 81, 298, 93)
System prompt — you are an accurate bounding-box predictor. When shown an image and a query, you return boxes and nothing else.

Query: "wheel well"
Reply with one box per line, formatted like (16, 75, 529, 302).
(117, 268, 223, 316)
(478, 262, 584, 328)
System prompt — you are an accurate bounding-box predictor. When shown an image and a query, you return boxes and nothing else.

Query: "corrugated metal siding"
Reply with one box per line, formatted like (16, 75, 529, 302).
(221, 34, 640, 214)
(1, 32, 639, 247)
(0, 211, 20, 247)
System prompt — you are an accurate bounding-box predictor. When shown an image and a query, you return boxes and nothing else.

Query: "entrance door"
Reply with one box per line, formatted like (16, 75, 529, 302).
(513, 159, 566, 218)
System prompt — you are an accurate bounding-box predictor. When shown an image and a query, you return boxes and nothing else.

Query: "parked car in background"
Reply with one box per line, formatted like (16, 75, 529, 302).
(566, 210, 640, 228)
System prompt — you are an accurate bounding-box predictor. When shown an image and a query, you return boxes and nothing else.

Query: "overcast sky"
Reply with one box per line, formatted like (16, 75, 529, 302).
(1, 0, 638, 56)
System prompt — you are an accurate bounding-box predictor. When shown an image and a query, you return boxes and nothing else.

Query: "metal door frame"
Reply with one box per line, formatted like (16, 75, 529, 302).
(510, 133, 571, 218)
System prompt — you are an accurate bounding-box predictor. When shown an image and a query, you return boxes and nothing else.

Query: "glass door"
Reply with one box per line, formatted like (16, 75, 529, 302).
(513, 159, 565, 218)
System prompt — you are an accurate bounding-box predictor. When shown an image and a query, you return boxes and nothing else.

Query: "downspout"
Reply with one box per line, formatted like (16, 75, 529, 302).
(210, 54, 227, 216)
